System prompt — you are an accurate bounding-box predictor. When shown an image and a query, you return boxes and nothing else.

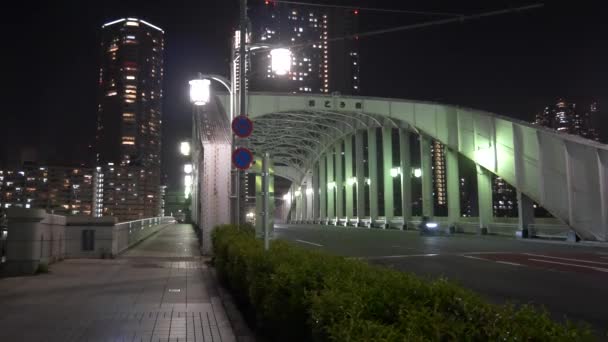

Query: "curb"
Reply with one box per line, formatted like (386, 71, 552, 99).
(209, 267, 256, 342)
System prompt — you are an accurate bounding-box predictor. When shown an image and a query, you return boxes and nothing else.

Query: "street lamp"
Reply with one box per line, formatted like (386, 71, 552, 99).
(189, 78, 211, 106)
(184, 164, 193, 174)
(270, 48, 292, 76)
(413, 168, 422, 178)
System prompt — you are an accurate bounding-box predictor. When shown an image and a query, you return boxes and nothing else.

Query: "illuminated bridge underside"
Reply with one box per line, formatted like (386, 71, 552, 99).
(219, 93, 608, 241)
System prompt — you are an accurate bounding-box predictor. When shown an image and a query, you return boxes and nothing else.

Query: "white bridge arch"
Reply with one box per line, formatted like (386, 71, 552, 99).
(217, 93, 608, 241)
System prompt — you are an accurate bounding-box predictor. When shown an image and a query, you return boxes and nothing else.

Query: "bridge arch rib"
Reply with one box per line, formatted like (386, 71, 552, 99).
(219, 93, 608, 241)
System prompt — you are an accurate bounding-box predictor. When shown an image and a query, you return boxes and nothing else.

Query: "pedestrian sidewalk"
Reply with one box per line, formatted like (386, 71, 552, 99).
(0, 224, 244, 341)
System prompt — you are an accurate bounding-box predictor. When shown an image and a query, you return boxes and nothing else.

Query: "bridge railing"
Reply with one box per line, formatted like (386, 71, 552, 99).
(528, 223, 571, 240)
(114, 216, 176, 254)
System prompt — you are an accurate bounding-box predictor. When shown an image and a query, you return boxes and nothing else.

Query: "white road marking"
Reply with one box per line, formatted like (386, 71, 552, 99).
(462, 255, 487, 261)
(295, 239, 323, 247)
(361, 254, 439, 260)
(464, 251, 511, 255)
(496, 261, 522, 267)
(528, 258, 608, 273)
(462, 255, 524, 268)
(523, 253, 608, 266)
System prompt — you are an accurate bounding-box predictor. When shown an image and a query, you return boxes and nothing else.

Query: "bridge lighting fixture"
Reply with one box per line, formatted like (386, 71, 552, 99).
(270, 48, 292, 75)
(184, 164, 193, 174)
(327, 181, 336, 189)
(346, 177, 356, 186)
(305, 188, 313, 195)
(246, 212, 255, 218)
(283, 194, 290, 201)
(294, 190, 302, 197)
(184, 175, 193, 187)
(189, 78, 211, 105)
(180, 142, 191, 156)
(184, 175, 193, 198)
(413, 168, 422, 178)
(390, 167, 401, 178)
(365, 178, 371, 185)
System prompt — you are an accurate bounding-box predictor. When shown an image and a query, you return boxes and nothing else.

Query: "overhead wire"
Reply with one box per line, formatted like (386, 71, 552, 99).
(270, 0, 463, 17)
(250, 3, 544, 55)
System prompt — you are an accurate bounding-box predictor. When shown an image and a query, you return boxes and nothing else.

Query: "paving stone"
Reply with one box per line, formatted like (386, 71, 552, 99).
(0, 224, 237, 342)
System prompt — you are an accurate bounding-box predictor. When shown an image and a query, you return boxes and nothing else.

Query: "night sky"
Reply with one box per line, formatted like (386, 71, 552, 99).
(2, 1, 606, 189)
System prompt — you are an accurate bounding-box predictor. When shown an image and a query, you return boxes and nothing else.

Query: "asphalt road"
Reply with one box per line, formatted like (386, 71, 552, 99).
(274, 224, 608, 333)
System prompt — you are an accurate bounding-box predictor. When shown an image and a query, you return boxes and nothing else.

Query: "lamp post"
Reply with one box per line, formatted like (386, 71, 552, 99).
(189, 0, 291, 236)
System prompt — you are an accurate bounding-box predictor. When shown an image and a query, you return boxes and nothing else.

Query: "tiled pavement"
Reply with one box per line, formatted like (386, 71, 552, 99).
(0, 224, 237, 342)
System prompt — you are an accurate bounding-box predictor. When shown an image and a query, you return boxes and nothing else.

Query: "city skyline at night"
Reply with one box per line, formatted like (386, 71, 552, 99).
(1, 1, 606, 191)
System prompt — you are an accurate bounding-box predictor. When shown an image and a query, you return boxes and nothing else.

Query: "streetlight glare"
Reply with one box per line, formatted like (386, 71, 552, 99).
(184, 174, 193, 198)
(270, 48, 291, 76)
(184, 164, 193, 174)
(184, 175, 193, 187)
(189, 78, 211, 105)
(390, 167, 401, 178)
(180, 141, 191, 156)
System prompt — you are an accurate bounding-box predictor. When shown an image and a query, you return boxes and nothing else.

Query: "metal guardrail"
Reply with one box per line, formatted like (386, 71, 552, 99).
(529, 223, 570, 239)
(303, 217, 571, 240)
(487, 223, 519, 236)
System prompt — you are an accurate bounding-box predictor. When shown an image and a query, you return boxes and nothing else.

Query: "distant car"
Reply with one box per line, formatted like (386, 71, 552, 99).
(419, 217, 441, 236)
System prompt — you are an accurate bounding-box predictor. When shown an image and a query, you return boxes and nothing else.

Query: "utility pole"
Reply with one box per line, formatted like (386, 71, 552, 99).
(234, 0, 248, 227)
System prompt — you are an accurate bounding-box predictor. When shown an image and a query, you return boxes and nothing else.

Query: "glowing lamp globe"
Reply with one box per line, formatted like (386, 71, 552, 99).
(189, 78, 211, 105)
(270, 48, 291, 76)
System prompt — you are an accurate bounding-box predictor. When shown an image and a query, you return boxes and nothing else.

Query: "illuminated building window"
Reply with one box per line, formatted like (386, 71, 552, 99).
(126, 75, 136, 80)
(126, 21, 139, 27)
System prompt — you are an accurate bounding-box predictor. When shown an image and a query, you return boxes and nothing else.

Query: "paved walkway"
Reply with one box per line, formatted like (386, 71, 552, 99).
(0, 224, 236, 342)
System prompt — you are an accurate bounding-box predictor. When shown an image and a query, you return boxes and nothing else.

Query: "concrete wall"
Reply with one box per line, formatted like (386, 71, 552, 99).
(3, 208, 67, 275)
(1, 210, 175, 275)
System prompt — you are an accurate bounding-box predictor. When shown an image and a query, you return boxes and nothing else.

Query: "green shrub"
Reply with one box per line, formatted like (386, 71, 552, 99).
(212, 225, 594, 341)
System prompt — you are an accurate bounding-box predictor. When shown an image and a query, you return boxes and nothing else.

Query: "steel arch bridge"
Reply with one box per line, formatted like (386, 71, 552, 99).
(207, 93, 608, 242)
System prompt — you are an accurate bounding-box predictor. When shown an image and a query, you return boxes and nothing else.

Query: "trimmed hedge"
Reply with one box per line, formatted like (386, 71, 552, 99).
(212, 225, 593, 341)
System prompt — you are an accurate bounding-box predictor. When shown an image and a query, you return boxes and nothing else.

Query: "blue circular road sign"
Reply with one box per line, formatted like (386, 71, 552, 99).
(232, 147, 254, 170)
(232, 115, 254, 138)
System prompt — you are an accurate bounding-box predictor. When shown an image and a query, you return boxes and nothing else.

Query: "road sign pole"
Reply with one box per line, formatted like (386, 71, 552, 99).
(262, 152, 270, 251)
(235, 0, 247, 228)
